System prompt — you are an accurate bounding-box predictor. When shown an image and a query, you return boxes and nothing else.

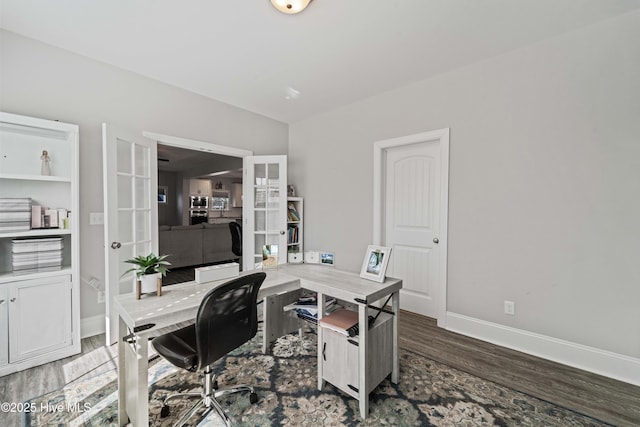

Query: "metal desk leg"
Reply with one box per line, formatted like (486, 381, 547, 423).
(117, 317, 127, 426)
(358, 302, 369, 418)
(317, 292, 326, 391)
(392, 290, 400, 384)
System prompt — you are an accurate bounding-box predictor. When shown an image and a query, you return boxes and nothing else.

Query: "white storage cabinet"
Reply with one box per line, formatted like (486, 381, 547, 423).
(0, 112, 80, 376)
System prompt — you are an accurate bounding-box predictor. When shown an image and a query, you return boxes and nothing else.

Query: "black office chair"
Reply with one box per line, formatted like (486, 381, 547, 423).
(151, 272, 266, 426)
(229, 221, 242, 258)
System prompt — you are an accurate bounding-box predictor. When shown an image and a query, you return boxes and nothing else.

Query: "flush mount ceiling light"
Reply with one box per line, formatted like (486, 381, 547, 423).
(271, 0, 312, 14)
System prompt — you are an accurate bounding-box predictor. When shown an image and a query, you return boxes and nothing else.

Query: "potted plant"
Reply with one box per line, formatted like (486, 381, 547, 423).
(123, 253, 171, 294)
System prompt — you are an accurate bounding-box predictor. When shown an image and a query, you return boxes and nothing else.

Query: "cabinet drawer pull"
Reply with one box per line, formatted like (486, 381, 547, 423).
(322, 342, 326, 361)
(0, 299, 4, 304)
(10, 298, 16, 302)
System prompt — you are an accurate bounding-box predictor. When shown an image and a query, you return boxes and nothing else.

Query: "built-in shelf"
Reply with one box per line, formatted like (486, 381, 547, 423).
(0, 172, 72, 182)
(0, 111, 80, 377)
(0, 229, 72, 239)
(0, 267, 72, 285)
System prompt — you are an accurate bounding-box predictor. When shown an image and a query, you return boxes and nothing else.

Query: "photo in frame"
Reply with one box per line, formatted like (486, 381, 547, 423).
(320, 252, 335, 266)
(262, 244, 279, 269)
(360, 245, 391, 282)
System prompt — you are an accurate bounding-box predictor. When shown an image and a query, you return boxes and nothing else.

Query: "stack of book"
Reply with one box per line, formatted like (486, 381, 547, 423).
(11, 237, 63, 274)
(287, 225, 299, 245)
(287, 203, 300, 222)
(284, 293, 338, 324)
(0, 198, 32, 232)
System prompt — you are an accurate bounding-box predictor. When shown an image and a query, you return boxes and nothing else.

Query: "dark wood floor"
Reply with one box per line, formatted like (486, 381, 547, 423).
(398, 310, 640, 427)
(1, 311, 638, 427)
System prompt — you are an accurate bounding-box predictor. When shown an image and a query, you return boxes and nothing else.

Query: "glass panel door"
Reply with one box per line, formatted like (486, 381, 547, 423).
(243, 156, 287, 270)
(103, 124, 158, 343)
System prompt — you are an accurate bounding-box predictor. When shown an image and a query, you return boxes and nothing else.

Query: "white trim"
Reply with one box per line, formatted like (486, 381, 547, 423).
(446, 312, 640, 386)
(143, 131, 254, 157)
(80, 314, 106, 339)
(373, 128, 450, 327)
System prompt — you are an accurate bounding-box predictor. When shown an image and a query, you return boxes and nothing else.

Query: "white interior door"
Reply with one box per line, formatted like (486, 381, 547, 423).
(376, 129, 449, 323)
(242, 156, 287, 270)
(103, 124, 158, 343)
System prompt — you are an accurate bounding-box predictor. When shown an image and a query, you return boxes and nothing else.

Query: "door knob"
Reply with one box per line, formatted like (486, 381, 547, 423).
(433, 238, 439, 244)
(10, 298, 16, 302)
(111, 242, 122, 249)
(280, 230, 285, 235)
(0, 299, 4, 304)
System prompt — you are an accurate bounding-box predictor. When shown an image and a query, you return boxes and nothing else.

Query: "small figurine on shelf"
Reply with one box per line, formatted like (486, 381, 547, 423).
(41, 150, 51, 176)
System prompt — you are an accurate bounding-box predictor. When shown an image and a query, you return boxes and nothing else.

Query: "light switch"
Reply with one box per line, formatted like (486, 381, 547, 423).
(89, 212, 104, 225)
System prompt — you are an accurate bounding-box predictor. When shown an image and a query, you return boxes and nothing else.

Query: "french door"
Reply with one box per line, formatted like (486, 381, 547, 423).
(102, 124, 158, 343)
(243, 156, 287, 270)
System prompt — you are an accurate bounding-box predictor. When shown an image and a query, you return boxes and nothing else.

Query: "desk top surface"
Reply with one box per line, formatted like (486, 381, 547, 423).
(113, 264, 402, 329)
(279, 264, 402, 303)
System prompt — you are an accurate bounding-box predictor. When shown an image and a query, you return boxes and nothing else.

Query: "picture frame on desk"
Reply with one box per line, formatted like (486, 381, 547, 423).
(262, 244, 279, 269)
(360, 245, 391, 283)
(320, 252, 335, 266)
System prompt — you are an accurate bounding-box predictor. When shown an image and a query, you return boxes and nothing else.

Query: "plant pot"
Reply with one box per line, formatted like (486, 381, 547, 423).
(138, 272, 161, 294)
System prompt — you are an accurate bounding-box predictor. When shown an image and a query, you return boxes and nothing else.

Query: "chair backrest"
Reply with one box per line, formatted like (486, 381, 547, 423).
(194, 272, 266, 369)
(229, 221, 242, 256)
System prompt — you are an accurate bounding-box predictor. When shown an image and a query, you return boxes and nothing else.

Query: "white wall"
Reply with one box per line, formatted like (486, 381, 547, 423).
(289, 9, 640, 369)
(0, 30, 288, 322)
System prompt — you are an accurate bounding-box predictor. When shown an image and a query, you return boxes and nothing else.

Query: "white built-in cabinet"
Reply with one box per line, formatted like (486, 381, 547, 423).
(0, 112, 80, 376)
(188, 178, 211, 196)
(287, 197, 303, 262)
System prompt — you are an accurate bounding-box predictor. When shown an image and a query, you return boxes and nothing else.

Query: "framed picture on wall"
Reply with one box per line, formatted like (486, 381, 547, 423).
(158, 186, 168, 204)
(360, 245, 391, 282)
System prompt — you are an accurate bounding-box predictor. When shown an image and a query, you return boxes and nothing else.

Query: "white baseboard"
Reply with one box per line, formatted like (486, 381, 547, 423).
(445, 312, 640, 387)
(80, 314, 106, 339)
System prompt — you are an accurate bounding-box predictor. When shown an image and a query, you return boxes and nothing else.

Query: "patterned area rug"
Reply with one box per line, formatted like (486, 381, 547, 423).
(25, 327, 608, 426)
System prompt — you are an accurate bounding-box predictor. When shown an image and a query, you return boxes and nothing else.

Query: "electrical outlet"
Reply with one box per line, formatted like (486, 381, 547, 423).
(97, 291, 105, 304)
(504, 300, 515, 315)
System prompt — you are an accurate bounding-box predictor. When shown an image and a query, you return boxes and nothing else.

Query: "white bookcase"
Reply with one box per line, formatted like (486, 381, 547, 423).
(287, 197, 303, 263)
(0, 112, 80, 377)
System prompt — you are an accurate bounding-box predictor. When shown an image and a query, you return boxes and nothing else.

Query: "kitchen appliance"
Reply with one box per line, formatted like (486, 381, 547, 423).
(190, 196, 208, 209)
(190, 210, 208, 225)
(190, 196, 209, 224)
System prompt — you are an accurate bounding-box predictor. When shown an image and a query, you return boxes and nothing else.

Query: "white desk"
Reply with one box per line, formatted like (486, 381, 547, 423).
(113, 265, 401, 425)
(281, 264, 402, 418)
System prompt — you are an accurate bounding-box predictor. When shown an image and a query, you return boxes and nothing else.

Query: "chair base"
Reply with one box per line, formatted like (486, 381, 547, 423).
(160, 366, 258, 427)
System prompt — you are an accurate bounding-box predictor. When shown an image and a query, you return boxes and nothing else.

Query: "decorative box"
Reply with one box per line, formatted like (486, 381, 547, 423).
(195, 262, 239, 283)
(288, 252, 303, 263)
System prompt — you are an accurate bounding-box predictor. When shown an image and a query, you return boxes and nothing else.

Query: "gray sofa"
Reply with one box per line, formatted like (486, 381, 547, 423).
(159, 223, 237, 269)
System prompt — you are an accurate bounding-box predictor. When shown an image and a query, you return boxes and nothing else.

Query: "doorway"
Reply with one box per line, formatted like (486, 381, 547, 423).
(145, 131, 252, 272)
(373, 129, 449, 326)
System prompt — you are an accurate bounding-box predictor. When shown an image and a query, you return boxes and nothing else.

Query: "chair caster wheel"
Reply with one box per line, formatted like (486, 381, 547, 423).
(249, 392, 258, 404)
(160, 405, 170, 418)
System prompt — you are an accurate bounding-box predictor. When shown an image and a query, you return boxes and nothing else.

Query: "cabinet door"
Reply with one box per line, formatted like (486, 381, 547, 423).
(321, 329, 359, 397)
(8, 276, 71, 363)
(0, 286, 7, 366)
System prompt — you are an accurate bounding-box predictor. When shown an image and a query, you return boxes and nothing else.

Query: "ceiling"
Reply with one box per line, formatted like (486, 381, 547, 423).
(1, 1, 639, 124)
(157, 144, 242, 178)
